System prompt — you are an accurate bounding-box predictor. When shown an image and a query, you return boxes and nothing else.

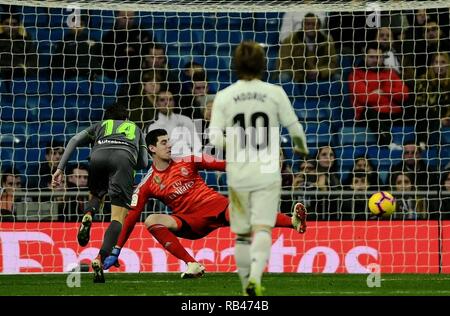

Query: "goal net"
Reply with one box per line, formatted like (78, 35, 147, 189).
(0, 0, 449, 274)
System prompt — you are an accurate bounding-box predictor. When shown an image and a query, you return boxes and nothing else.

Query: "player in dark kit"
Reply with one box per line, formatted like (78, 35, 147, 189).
(102, 129, 307, 278)
(52, 103, 148, 283)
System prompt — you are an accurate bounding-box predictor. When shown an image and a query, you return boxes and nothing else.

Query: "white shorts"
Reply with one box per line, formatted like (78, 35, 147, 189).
(228, 183, 281, 235)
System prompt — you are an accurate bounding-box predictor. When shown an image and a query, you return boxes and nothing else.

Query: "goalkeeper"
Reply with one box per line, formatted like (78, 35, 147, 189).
(52, 103, 148, 283)
(102, 128, 306, 278)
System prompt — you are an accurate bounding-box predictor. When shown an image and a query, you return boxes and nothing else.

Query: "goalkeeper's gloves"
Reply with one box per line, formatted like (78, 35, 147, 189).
(103, 246, 121, 270)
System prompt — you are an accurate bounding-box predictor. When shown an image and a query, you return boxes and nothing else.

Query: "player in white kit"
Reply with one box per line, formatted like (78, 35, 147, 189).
(209, 41, 309, 296)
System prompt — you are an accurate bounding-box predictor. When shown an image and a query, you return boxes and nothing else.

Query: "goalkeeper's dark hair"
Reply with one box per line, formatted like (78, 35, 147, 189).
(103, 103, 128, 121)
(145, 129, 168, 155)
(233, 40, 265, 80)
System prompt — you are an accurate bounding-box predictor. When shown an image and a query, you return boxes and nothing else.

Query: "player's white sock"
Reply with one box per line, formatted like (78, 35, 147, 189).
(235, 235, 251, 290)
(249, 230, 272, 285)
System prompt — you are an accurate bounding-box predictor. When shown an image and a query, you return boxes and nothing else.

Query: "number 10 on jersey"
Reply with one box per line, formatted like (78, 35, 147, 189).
(232, 112, 270, 151)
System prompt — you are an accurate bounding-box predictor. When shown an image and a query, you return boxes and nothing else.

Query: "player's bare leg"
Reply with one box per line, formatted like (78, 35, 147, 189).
(93, 205, 127, 283)
(291, 202, 307, 233)
(145, 214, 205, 278)
(77, 193, 105, 247)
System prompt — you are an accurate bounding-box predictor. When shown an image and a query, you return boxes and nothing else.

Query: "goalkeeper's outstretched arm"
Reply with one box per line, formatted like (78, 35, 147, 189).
(102, 209, 143, 269)
(103, 184, 152, 269)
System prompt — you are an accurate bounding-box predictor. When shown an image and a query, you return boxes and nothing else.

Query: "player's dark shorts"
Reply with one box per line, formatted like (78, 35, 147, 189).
(88, 148, 135, 208)
(173, 203, 229, 240)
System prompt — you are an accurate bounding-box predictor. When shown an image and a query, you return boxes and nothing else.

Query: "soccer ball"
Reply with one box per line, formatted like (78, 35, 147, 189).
(368, 191, 396, 217)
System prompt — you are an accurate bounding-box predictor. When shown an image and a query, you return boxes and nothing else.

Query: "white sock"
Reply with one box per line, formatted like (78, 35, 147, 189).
(249, 230, 272, 285)
(235, 236, 251, 290)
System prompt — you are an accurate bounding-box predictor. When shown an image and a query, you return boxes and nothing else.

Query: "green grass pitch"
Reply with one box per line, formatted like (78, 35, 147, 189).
(1, 273, 450, 296)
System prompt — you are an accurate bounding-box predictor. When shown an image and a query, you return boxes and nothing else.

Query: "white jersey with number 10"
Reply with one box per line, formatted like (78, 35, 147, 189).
(209, 79, 301, 191)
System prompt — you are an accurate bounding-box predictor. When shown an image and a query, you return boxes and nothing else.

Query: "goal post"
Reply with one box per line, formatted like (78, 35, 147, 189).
(0, 0, 449, 274)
